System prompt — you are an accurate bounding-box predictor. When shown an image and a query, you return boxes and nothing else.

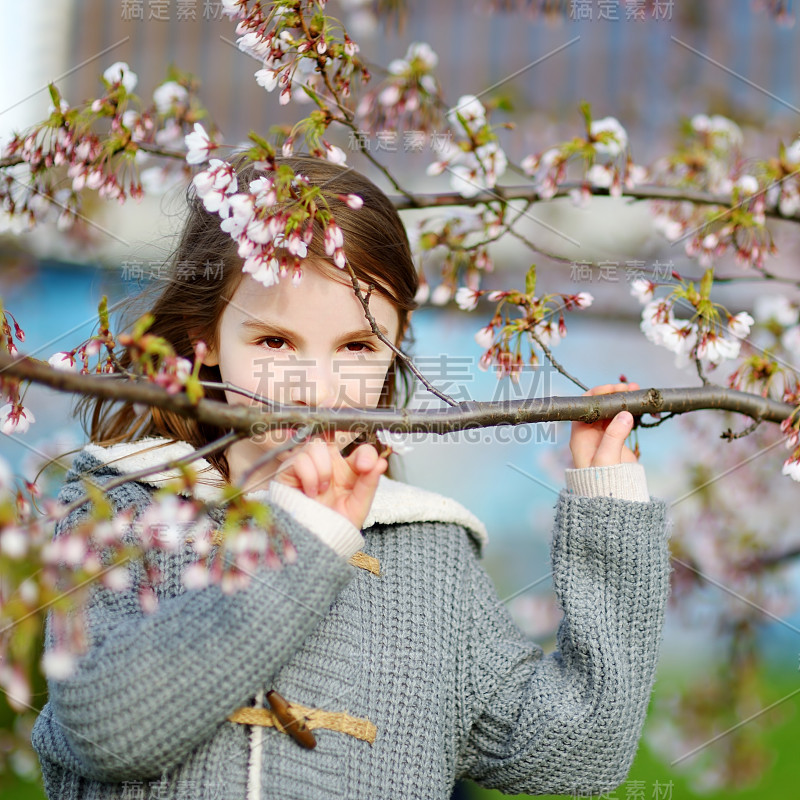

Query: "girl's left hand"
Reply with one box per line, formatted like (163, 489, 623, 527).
(569, 382, 640, 469)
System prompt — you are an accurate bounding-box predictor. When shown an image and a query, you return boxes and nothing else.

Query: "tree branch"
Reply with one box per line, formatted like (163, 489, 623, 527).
(3, 352, 796, 434)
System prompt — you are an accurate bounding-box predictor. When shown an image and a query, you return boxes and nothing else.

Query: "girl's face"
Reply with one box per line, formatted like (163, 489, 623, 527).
(201, 259, 403, 450)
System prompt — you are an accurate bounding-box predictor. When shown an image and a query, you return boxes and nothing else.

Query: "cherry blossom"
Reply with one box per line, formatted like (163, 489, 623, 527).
(0, 403, 35, 434)
(153, 81, 188, 113)
(690, 113, 743, 148)
(630, 278, 656, 304)
(41, 650, 77, 681)
(322, 141, 347, 165)
(696, 329, 741, 364)
(102, 61, 138, 93)
(753, 294, 798, 326)
(184, 123, 216, 165)
(192, 159, 238, 214)
(590, 116, 629, 158)
(781, 457, 800, 481)
(455, 287, 481, 311)
(255, 67, 279, 92)
(47, 351, 79, 371)
(726, 311, 754, 339)
(447, 95, 486, 128)
(474, 325, 494, 349)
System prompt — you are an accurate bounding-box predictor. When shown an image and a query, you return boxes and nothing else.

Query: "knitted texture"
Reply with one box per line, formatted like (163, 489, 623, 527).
(32, 450, 671, 799)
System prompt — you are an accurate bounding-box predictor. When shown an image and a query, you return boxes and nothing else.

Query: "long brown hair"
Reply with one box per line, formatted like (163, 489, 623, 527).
(75, 154, 420, 482)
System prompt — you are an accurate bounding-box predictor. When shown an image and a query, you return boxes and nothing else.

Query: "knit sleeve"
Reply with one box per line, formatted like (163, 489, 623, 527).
(30, 461, 357, 784)
(454, 489, 671, 795)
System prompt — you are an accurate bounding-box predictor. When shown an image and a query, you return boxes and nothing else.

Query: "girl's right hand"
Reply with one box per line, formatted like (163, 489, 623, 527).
(271, 438, 388, 531)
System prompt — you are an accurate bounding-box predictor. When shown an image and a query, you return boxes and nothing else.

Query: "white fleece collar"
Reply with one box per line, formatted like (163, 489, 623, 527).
(82, 436, 488, 547)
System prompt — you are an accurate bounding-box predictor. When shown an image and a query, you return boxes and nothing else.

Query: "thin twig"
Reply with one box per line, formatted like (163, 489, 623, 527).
(528, 329, 588, 391)
(342, 270, 460, 406)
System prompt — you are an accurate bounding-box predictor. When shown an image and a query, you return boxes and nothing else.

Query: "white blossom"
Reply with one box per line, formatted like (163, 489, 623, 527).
(323, 143, 347, 165)
(782, 457, 800, 481)
(696, 331, 740, 364)
(155, 118, 184, 146)
(0, 527, 27, 558)
(753, 294, 799, 326)
(630, 279, 655, 304)
(430, 284, 452, 305)
(0, 403, 35, 435)
(103, 61, 138, 93)
(404, 41, 437, 69)
(192, 159, 237, 214)
(727, 311, 754, 339)
(153, 81, 188, 113)
(447, 95, 486, 128)
(780, 324, 800, 356)
(736, 174, 759, 195)
(590, 116, 628, 158)
(653, 214, 683, 242)
(474, 326, 494, 349)
(185, 123, 214, 165)
(42, 650, 77, 681)
(455, 287, 480, 311)
(785, 138, 800, 165)
(255, 68, 278, 92)
(48, 352, 78, 371)
(691, 114, 743, 148)
(534, 319, 561, 348)
(586, 164, 613, 188)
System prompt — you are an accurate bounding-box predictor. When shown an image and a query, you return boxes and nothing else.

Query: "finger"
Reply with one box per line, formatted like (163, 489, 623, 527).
(289, 447, 331, 498)
(591, 411, 635, 467)
(344, 443, 378, 474)
(347, 450, 388, 509)
(305, 438, 335, 494)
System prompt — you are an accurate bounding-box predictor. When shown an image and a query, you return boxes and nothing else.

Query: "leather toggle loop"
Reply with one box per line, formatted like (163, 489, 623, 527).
(266, 690, 317, 749)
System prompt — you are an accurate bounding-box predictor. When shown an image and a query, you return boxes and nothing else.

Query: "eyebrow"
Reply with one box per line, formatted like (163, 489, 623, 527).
(241, 318, 389, 342)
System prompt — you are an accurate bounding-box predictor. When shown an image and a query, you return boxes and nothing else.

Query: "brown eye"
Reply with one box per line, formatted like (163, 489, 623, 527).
(258, 337, 286, 349)
(345, 342, 373, 352)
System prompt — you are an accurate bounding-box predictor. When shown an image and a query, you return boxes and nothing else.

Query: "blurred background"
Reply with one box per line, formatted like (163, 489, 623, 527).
(1, 1, 800, 797)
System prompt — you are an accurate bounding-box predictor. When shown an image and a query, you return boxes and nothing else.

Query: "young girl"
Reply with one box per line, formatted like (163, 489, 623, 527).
(31, 156, 671, 800)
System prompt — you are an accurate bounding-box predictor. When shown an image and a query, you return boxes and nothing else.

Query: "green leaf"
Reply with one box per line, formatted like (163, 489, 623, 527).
(525, 264, 537, 297)
(185, 376, 204, 405)
(132, 313, 155, 340)
(98, 296, 109, 333)
(579, 100, 592, 133)
(247, 131, 275, 157)
(699, 267, 714, 300)
(48, 84, 62, 111)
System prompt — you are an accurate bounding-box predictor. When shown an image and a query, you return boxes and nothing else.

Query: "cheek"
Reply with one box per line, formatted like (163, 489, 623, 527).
(217, 344, 270, 405)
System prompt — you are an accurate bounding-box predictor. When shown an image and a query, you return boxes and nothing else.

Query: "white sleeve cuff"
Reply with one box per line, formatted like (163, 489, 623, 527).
(259, 482, 365, 560)
(564, 462, 650, 502)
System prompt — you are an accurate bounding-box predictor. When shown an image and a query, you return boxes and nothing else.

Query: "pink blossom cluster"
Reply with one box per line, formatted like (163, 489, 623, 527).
(520, 114, 643, 205)
(426, 95, 508, 199)
(48, 336, 113, 376)
(648, 115, 779, 271)
(0, 59, 219, 232)
(411, 208, 498, 305)
(231, 0, 363, 110)
(463, 290, 593, 382)
(357, 41, 443, 135)
(636, 289, 754, 369)
(191, 159, 360, 287)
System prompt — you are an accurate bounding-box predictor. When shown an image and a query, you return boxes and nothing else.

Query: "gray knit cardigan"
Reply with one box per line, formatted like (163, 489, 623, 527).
(31, 441, 671, 800)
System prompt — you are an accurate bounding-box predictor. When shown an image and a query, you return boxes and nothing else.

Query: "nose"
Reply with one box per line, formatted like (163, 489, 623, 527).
(287, 365, 338, 408)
